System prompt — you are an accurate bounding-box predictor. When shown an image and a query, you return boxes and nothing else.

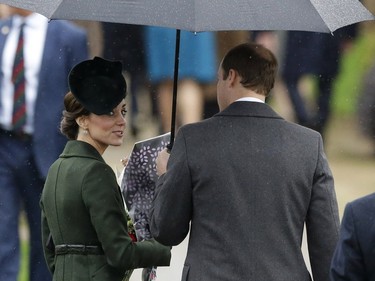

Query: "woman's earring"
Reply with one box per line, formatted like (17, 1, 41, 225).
(83, 129, 88, 135)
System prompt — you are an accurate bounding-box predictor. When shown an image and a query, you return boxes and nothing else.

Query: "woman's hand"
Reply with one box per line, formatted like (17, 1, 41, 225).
(156, 149, 170, 176)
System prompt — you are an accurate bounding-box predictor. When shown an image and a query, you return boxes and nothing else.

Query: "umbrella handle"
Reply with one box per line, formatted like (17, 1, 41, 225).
(168, 29, 181, 151)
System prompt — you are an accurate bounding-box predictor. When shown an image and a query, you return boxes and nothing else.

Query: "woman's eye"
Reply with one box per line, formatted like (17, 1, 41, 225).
(121, 109, 128, 117)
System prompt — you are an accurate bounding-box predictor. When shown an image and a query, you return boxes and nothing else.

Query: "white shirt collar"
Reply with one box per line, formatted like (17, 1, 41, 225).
(235, 97, 265, 103)
(13, 13, 48, 29)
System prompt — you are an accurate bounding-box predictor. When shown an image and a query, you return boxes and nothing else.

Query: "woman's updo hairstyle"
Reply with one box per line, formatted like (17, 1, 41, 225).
(60, 92, 90, 140)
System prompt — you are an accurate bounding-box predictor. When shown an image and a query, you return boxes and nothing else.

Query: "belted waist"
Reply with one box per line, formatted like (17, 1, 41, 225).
(0, 127, 32, 141)
(55, 244, 104, 255)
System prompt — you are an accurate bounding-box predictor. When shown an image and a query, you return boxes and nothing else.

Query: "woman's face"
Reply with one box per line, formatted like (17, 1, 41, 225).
(84, 99, 127, 154)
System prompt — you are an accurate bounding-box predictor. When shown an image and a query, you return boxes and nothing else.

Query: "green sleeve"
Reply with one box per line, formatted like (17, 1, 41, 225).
(82, 162, 170, 274)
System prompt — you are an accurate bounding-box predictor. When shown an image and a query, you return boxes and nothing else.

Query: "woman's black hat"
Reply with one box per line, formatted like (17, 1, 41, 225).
(68, 57, 127, 115)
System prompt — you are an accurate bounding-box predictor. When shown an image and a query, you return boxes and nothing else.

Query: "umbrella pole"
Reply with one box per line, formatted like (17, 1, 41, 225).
(167, 29, 181, 151)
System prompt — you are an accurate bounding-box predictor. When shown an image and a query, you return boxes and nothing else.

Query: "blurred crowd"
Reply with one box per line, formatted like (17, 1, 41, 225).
(2, 4, 375, 144)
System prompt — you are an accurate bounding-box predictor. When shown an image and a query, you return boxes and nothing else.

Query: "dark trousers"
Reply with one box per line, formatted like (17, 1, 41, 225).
(285, 80, 311, 125)
(285, 75, 334, 135)
(0, 132, 51, 281)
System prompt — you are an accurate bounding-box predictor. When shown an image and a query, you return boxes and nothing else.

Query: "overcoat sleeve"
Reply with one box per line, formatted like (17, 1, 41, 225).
(149, 129, 192, 246)
(82, 161, 170, 274)
(305, 136, 340, 281)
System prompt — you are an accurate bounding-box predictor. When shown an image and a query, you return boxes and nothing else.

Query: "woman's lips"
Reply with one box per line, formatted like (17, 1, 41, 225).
(113, 130, 124, 137)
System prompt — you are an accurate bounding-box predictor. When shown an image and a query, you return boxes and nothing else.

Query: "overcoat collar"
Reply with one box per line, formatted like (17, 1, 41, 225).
(215, 101, 283, 120)
(59, 140, 105, 163)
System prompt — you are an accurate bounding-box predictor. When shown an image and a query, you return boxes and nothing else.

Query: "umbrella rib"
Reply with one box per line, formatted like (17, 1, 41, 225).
(50, 0, 65, 18)
(309, 0, 336, 33)
(48, 0, 72, 19)
(309, 0, 375, 33)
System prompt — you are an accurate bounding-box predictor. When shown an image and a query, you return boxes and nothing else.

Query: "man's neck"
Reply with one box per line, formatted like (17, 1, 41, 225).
(232, 88, 266, 102)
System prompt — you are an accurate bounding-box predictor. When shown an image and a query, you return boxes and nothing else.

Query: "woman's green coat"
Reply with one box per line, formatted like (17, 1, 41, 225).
(40, 140, 170, 281)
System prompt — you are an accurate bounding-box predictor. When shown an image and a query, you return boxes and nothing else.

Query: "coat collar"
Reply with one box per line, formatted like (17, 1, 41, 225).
(60, 140, 105, 163)
(215, 101, 283, 120)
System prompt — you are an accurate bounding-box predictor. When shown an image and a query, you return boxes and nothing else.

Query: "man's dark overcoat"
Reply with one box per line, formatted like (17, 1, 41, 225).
(150, 101, 340, 281)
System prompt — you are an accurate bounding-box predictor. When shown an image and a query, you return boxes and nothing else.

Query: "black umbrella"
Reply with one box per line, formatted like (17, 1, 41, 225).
(1, 0, 373, 148)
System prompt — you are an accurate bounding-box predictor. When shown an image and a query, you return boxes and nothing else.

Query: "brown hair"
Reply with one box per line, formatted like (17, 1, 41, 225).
(60, 92, 90, 140)
(221, 43, 278, 96)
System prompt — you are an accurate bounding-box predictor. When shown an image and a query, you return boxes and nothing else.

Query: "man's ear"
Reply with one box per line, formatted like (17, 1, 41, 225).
(227, 69, 237, 86)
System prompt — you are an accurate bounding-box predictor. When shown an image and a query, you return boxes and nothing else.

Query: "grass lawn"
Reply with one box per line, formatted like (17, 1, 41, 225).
(333, 29, 375, 115)
(18, 241, 29, 281)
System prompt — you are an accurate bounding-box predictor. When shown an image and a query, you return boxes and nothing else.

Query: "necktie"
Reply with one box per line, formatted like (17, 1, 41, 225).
(11, 23, 26, 132)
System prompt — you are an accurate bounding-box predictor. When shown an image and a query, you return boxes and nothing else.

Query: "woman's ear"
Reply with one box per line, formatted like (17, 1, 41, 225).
(75, 116, 87, 130)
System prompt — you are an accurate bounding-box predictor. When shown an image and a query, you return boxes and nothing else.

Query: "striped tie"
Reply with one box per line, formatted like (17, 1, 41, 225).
(11, 23, 26, 132)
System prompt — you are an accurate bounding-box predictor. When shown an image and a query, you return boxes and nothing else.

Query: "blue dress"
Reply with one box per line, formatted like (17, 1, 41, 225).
(145, 26, 217, 84)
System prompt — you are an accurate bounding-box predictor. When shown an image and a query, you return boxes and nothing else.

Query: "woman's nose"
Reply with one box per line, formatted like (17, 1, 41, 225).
(118, 114, 127, 125)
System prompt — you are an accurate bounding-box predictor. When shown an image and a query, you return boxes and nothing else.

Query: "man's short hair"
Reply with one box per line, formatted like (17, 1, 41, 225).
(221, 43, 278, 96)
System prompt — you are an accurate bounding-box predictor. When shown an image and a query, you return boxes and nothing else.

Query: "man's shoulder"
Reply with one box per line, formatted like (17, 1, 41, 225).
(344, 193, 375, 224)
(179, 116, 218, 132)
(349, 192, 375, 209)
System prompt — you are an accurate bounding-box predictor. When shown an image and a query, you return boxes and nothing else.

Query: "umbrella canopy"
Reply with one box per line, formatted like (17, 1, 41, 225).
(1, 0, 374, 148)
(0, 0, 373, 33)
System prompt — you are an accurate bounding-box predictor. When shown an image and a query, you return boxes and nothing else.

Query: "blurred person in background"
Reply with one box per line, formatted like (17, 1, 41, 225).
(102, 23, 146, 137)
(0, 6, 88, 281)
(330, 192, 375, 280)
(144, 27, 217, 133)
(282, 26, 357, 138)
(73, 20, 103, 58)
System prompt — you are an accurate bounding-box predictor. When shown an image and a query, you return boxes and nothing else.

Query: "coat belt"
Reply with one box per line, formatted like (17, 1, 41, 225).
(55, 244, 104, 255)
